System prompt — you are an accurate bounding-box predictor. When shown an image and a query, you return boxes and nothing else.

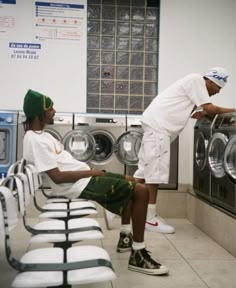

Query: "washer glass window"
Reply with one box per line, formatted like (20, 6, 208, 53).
(208, 133, 228, 178)
(62, 130, 96, 162)
(195, 132, 208, 170)
(0, 131, 7, 161)
(91, 130, 115, 162)
(116, 130, 143, 165)
(224, 135, 236, 181)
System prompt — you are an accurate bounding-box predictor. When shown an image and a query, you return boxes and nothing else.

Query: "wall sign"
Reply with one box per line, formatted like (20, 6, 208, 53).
(0, 0, 87, 113)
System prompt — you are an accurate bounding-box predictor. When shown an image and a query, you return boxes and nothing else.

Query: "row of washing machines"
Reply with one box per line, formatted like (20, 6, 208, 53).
(0, 111, 178, 189)
(193, 112, 236, 215)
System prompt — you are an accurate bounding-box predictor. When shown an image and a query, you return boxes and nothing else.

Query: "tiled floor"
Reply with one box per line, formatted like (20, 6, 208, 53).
(1, 216, 236, 288)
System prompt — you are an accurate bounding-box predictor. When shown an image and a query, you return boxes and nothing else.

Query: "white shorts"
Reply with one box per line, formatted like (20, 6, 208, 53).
(133, 128, 170, 184)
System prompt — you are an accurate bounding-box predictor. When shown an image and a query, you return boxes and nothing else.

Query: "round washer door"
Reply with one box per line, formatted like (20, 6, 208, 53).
(208, 132, 228, 178)
(195, 131, 208, 171)
(0, 131, 6, 161)
(116, 130, 143, 165)
(224, 134, 236, 181)
(44, 128, 62, 141)
(62, 130, 96, 162)
(90, 129, 116, 164)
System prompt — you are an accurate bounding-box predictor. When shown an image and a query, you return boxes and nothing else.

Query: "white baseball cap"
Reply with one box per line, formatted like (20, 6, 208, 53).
(204, 67, 229, 88)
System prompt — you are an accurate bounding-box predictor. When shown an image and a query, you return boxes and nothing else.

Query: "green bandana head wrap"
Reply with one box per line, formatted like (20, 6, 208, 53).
(23, 89, 53, 118)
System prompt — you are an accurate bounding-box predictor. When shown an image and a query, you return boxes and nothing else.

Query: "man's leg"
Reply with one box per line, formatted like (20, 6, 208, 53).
(135, 128, 175, 234)
(80, 176, 169, 275)
(130, 183, 148, 242)
(104, 174, 140, 231)
(127, 182, 169, 275)
(116, 200, 133, 252)
(104, 174, 136, 231)
(145, 183, 175, 234)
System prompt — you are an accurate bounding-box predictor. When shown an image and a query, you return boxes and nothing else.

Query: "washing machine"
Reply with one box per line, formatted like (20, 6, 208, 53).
(193, 115, 217, 201)
(17, 112, 73, 156)
(45, 112, 74, 141)
(0, 111, 18, 178)
(125, 114, 179, 189)
(62, 113, 126, 173)
(207, 112, 236, 214)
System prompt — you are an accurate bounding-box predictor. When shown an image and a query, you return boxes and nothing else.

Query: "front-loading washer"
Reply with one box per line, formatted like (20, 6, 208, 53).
(207, 112, 236, 214)
(193, 115, 217, 201)
(0, 111, 18, 178)
(63, 113, 126, 174)
(17, 112, 73, 160)
(44, 112, 74, 141)
(125, 114, 179, 189)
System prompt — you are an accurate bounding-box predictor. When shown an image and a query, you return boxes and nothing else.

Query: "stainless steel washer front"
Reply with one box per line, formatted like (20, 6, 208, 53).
(45, 112, 73, 141)
(193, 115, 216, 201)
(195, 131, 208, 171)
(0, 111, 18, 177)
(208, 132, 228, 179)
(208, 112, 236, 214)
(116, 130, 143, 166)
(224, 135, 236, 182)
(63, 113, 126, 174)
(63, 129, 96, 162)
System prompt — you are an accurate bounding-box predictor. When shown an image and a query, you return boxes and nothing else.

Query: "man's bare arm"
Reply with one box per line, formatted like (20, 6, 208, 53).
(46, 167, 106, 184)
(202, 103, 235, 115)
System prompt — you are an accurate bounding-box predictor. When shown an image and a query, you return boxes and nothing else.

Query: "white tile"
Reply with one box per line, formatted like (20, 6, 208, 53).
(189, 260, 236, 288)
(0, 262, 18, 288)
(164, 221, 210, 241)
(145, 236, 183, 260)
(111, 258, 208, 288)
(168, 237, 235, 260)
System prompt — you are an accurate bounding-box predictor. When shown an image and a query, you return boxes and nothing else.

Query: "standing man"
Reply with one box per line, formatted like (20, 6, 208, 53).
(134, 67, 235, 233)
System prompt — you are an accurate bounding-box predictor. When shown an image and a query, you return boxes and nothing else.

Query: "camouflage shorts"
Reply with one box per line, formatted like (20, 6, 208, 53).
(79, 172, 135, 216)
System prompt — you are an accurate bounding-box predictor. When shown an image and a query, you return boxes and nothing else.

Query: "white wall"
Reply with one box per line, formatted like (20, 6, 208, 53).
(159, 0, 236, 186)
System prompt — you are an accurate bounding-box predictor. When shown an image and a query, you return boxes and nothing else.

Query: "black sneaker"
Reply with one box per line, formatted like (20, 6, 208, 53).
(128, 248, 169, 275)
(116, 232, 133, 253)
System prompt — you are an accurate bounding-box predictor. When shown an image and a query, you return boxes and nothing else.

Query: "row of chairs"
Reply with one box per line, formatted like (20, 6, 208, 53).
(0, 160, 116, 287)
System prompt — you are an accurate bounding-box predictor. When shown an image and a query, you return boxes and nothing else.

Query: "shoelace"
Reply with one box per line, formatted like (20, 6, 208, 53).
(141, 249, 160, 266)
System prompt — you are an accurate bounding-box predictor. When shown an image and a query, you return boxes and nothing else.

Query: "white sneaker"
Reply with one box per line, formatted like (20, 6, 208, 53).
(145, 216, 175, 234)
(104, 209, 115, 230)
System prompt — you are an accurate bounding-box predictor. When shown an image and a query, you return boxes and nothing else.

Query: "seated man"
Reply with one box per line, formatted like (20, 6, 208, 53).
(22, 89, 169, 276)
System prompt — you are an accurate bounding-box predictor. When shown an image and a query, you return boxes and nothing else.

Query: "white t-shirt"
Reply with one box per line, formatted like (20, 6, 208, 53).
(142, 74, 211, 139)
(23, 131, 91, 199)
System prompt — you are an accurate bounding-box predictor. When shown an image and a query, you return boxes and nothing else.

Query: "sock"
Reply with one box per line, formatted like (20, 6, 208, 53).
(120, 224, 131, 235)
(132, 241, 145, 251)
(146, 204, 156, 221)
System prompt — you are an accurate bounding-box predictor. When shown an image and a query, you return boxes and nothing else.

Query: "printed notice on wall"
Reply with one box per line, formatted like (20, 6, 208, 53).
(0, 0, 87, 113)
(9, 42, 41, 60)
(0, 0, 16, 39)
(35, 2, 85, 43)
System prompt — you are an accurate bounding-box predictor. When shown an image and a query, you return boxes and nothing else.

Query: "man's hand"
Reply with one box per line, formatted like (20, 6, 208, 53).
(91, 169, 106, 177)
(191, 111, 206, 119)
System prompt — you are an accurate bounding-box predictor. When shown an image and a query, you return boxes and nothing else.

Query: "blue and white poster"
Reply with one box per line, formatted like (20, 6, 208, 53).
(0, 0, 87, 112)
